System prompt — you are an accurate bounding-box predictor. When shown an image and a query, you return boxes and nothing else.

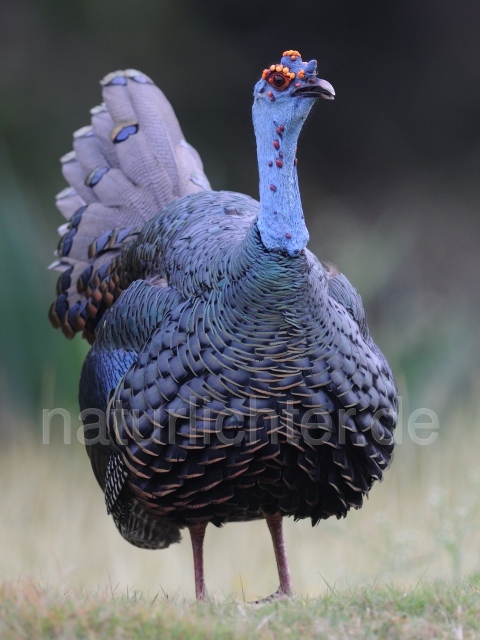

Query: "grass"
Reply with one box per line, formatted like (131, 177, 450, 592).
(1, 580, 480, 639)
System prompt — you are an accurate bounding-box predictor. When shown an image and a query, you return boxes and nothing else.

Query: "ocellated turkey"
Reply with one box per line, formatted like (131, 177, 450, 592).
(49, 50, 398, 600)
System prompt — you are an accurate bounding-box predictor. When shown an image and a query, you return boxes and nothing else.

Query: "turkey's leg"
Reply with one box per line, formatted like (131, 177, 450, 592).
(189, 522, 208, 600)
(263, 511, 294, 598)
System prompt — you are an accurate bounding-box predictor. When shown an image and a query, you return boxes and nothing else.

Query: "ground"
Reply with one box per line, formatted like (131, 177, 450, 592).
(1, 580, 478, 639)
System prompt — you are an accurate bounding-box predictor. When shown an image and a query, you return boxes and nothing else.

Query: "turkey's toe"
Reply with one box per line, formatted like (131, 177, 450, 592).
(249, 588, 294, 605)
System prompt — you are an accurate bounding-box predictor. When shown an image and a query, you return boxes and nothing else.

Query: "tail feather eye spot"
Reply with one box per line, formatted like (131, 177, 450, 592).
(59, 227, 77, 257)
(70, 205, 87, 229)
(57, 266, 73, 295)
(112, 123, 139, 144)
(105, 75, 127, 87)
(85, 166, 109, 188)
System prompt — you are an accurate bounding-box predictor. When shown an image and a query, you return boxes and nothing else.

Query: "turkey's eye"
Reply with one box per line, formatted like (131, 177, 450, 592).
(272, 74, 287, 89)
(264, 68, 294, 91)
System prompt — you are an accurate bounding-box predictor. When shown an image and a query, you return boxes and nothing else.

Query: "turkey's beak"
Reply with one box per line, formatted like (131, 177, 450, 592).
(292, 78, 335, 100)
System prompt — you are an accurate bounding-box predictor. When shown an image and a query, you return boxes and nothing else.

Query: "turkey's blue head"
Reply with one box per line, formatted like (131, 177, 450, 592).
(253, 50, 334, 108)
(253, 51, 334, 257)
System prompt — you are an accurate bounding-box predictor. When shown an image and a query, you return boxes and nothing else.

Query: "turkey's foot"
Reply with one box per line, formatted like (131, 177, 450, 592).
(249, 587, 294, 605)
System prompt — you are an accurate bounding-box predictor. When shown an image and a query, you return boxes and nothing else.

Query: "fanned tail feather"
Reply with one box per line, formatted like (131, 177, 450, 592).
(49, 68, 211, 342)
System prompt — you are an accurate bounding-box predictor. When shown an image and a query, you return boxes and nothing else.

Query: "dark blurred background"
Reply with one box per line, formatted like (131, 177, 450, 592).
(0, 0, 479, 431)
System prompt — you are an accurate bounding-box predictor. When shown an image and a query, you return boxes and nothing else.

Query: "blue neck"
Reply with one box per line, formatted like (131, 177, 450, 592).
(253, 98, 310, 256)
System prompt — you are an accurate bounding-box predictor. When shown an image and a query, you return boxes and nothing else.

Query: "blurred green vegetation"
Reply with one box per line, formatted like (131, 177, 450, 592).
(0, 150, 88, 419)
(0, 0, 479, 438)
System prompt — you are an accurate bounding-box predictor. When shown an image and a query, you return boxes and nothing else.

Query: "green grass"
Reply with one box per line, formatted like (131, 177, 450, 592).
(1, 580, 480, 639)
